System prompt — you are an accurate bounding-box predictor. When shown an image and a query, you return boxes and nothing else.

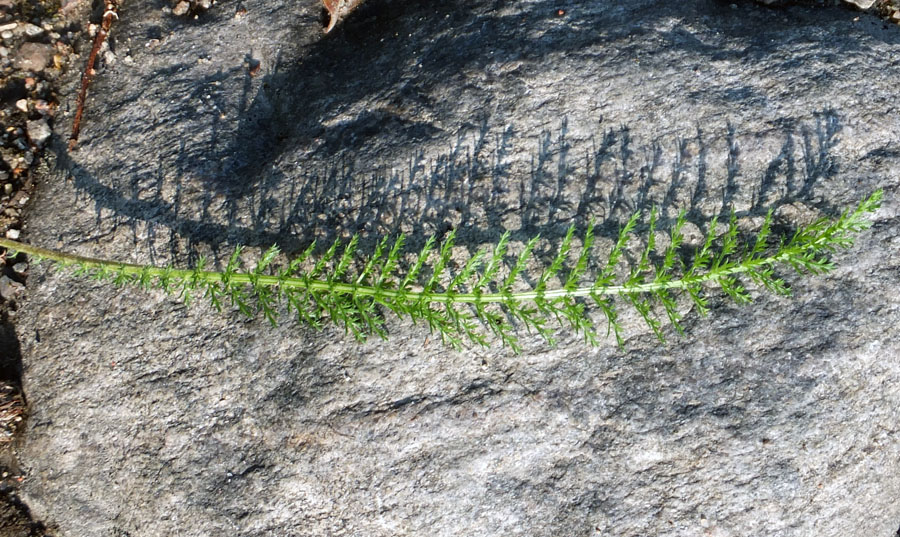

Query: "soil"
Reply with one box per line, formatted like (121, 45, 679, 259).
(0, 0, 82, 534)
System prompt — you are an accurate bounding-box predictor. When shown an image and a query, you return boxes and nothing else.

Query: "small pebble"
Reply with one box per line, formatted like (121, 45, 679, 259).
(0, 275, 24, 301)
(0, 23, 16, 32)
(14, 99, 27, 112)
(33, 100, 51, 115)
(0, 31, 12, 40)
(4, 229, 18, 239)
(173, 1, 190, 16)
(0, 46, 7, 57)
(2, 184, 11, 195)
(23, 23, 43, 37)
(14, 42, 54, 72)
(11, 263, 27, 275)
(26, 119, 51, 147)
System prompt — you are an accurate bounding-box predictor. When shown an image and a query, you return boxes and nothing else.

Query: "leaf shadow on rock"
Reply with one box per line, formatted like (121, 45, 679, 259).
(48, 0, 886, 264)
(53, 105, 848, 272)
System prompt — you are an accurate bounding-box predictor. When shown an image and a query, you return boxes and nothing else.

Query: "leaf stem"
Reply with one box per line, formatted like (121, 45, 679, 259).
(0, 237, 782, 301)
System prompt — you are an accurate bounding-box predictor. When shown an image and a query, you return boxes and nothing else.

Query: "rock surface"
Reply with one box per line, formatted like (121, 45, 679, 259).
(14, 0, 900, 536)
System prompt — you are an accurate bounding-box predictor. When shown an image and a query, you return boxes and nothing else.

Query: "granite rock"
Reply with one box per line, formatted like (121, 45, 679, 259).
(14, 1, 900, 536)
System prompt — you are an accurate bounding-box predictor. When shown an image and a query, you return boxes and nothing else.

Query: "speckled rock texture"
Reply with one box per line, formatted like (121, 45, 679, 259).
(14, 1, 900, 536)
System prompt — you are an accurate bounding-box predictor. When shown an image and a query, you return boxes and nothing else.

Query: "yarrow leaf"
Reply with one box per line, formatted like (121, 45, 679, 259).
(0, 191, 882, 352)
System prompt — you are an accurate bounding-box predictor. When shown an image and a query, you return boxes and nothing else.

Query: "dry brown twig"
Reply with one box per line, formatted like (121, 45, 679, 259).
(69, 1, 119, 151)
(322, 0, 364, 33)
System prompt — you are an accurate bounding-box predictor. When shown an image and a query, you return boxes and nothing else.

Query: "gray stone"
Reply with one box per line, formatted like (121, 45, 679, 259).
(26, 119, 51, 148)
(13, 42, 53, 73)
(15, 1, 900, 537)
(23, 23, 44, 37)
(0, 275, 23, 301)
(172, 1, 190, 16)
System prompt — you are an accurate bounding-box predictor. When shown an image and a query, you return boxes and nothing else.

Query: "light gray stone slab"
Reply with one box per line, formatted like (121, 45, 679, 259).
(14, 1, 900, 536)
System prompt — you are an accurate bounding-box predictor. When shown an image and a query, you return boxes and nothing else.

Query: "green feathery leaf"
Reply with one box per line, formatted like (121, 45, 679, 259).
(0, 191, 882, 352)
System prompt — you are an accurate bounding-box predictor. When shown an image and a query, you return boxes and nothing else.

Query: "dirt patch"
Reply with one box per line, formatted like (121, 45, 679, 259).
(0, 0, 85, 534)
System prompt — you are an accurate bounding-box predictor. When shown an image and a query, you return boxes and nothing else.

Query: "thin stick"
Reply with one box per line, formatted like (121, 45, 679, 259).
(69, 1, 119, 151)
